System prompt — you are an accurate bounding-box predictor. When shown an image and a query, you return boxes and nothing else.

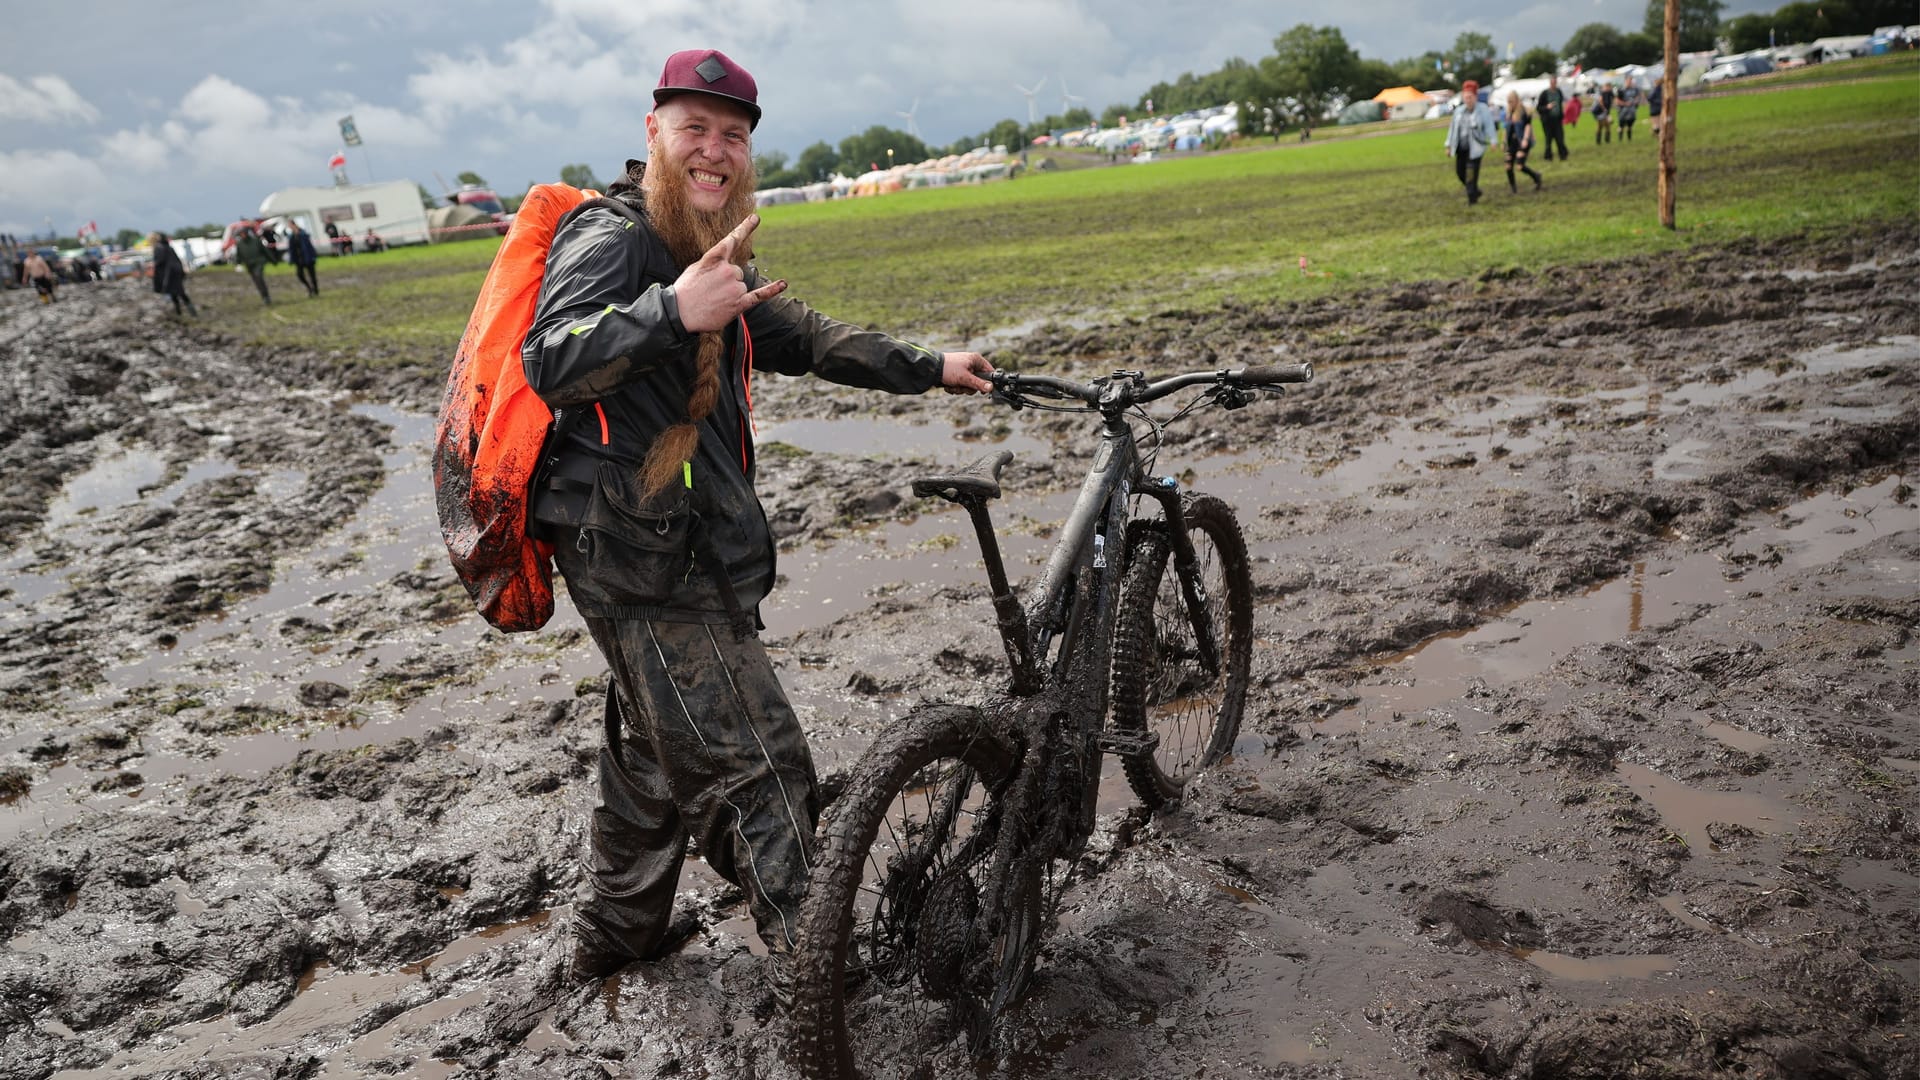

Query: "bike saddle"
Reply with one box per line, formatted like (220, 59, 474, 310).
(912, 449, 1015, 503)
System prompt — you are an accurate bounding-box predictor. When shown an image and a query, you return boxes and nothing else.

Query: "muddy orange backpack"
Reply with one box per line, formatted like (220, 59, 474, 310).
(433, 184, 646, 631)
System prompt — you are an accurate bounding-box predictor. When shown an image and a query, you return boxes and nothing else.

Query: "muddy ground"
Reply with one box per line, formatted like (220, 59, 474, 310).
(1, 225, 1916, 1080)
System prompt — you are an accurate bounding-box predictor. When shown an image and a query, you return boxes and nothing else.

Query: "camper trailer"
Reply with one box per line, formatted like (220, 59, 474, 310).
(256, 180, 432, 251)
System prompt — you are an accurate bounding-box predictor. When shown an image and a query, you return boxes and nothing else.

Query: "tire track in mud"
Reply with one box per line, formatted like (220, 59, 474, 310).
(0, 227, 1915, 1078)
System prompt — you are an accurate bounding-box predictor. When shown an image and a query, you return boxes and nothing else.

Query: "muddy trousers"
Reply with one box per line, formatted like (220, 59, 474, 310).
(1454, 154, 1483, 204)
(244, 264, 271, 303)
(165, 287, 196, 315)
(572, 611, 820, 964)
(293, 262, 318, 295)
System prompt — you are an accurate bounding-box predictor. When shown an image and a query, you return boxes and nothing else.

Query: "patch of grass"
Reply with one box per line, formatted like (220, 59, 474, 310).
(192, 68, 1916, 366)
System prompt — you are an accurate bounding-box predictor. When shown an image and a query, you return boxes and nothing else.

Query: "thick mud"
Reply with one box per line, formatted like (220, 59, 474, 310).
(2, 226, 1916, 1079)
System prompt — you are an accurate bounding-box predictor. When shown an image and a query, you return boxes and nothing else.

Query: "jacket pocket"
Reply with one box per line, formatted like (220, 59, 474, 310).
(576, 462, 694, 607)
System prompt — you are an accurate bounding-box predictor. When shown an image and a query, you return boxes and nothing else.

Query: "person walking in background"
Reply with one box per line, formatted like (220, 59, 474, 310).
(1535, 74, 1569, 161)
(234, 225, 272, 304)
(1503, 91, 1543, 193)
(1616, 82, 1641, 141)
(1648, 80, 1665, 137)
(23, 248, 56, 303)
(1444, 80, 1496, 206)
(287, 221, 319, 297)
(1565, 88, 1583, 129)
(1593, 85, 1614, 144)
(150, 233, 198, 317)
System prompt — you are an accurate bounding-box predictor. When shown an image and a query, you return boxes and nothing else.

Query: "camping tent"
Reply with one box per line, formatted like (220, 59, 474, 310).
(1337, 99, 1385, 125)
(1372, 85, 1429, 121)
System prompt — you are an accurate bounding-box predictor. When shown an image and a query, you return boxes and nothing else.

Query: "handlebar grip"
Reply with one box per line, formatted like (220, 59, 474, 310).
(1231, 363, 1313, 385)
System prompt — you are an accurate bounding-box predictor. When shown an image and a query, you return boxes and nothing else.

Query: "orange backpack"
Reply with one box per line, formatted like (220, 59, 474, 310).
(433, 183, 644, 631)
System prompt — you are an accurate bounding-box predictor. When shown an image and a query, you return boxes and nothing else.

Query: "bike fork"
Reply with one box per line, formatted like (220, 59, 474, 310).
(1140, 478, 1223, 674)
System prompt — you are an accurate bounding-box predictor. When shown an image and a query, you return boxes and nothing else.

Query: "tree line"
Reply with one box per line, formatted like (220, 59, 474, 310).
(496, 0, 1911, 195)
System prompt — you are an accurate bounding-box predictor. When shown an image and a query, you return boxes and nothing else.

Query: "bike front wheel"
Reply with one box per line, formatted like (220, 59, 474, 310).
(1109, 492, 1254, 809)
(787, 704, 1036, 1080)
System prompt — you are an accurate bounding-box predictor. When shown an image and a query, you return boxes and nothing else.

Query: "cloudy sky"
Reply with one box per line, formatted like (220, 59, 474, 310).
(1, 0, 1769, 238)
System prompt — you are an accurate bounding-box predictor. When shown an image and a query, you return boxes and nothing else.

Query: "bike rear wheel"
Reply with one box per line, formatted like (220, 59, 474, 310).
(787, 704, 1035, 1080)
(1109, 493, 1254, 809)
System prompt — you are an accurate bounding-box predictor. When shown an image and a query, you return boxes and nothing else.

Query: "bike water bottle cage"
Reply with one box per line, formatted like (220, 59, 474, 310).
(912, 449, 1014, 505)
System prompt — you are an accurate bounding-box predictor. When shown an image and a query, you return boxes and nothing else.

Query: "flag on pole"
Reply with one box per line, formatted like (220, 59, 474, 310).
(328, 151, 347, 169)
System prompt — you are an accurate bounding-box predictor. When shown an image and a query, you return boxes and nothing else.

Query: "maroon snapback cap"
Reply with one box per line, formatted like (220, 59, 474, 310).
(654, 49, 761, 129)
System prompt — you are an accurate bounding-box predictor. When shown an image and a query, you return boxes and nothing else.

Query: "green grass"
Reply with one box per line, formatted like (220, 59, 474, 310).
(193, 66, 1917, 366)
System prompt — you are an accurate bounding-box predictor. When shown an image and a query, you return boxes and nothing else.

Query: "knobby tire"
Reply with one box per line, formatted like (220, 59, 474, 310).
(786, 704, 1029, 1080)
(1109, 493, 1254, 809)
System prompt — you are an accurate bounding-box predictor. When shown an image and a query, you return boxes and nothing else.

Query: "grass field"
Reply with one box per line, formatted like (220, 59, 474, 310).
(190, 56, 1917, 367)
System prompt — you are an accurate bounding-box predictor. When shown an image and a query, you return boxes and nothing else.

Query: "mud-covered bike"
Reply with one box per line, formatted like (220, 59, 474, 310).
(784, 361, 1313, 1079)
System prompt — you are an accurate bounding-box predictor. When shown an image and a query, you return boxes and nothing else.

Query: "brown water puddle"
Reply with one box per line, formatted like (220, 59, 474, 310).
(52, 909, 554, 1080)
(1613, 761, 1803, 849)
(1316, 473, 1910, 736)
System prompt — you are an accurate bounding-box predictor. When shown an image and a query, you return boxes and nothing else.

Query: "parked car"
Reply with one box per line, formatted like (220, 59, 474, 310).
(1701, 55, 1775, 84)
(101, 250, 152, 280)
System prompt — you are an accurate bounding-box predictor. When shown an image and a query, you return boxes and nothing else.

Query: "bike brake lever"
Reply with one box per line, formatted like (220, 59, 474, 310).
(991, 390, 1025, 411)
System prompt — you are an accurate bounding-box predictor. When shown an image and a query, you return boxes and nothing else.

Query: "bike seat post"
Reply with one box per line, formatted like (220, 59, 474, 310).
(959, 496, 1040, 694)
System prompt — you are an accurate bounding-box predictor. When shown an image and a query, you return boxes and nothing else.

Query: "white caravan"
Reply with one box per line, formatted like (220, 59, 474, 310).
(256, 180, 432, 250)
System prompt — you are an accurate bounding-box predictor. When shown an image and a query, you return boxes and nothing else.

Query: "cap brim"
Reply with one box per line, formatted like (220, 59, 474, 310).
(653, 88, 761, 129)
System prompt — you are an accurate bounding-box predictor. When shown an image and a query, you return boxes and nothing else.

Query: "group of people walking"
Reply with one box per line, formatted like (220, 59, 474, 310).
(1446, 73, 1666, 206)
(231, 219, 321, 305)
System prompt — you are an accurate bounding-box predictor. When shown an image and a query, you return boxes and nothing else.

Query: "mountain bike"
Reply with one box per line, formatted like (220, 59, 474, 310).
(784, 361, 1313, 1079)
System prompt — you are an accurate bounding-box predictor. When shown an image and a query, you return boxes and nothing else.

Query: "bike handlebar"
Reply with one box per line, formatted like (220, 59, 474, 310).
(988, 362, 1313, 410)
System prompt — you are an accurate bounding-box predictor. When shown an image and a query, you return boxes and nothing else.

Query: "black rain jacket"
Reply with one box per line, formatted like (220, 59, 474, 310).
(521, 191, 942, 619)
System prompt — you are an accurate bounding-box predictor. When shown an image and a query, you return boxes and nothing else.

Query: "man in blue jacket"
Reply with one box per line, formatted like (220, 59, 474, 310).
(521, 48, 994, 993)
(1445, 80, 1498, 206)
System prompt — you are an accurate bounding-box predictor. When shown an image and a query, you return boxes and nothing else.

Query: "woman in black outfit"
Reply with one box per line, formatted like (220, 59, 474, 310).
(1503, 91, 1542, 193)
(150, 233, 197, 316)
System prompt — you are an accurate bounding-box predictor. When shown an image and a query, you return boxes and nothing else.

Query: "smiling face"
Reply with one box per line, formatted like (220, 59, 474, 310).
(645, 95, 754, 215)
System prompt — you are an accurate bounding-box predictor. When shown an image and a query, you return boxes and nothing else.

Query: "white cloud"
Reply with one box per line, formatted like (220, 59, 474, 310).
(0, 74, 102, 124)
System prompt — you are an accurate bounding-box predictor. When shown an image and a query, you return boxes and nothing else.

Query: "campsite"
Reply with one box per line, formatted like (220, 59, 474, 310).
(0, 47, 1916, 1080)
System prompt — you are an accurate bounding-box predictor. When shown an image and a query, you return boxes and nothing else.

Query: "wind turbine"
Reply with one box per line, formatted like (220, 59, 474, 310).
(1060, 76, 1084, 117)
(1013, 76, 1047, 124)
(896, 98, 920, 139)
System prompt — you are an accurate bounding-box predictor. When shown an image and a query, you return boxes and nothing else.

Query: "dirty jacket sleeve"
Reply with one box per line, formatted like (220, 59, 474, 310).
(522, 209, 697, 409)
(740, 267, 944, 395)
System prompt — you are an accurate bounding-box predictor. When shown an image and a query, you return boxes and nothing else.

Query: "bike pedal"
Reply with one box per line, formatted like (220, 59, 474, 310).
(1097, 731, 1161, 757)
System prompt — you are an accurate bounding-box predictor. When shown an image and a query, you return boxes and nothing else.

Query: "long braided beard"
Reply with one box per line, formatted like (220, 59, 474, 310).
(633, 149, 759, 501)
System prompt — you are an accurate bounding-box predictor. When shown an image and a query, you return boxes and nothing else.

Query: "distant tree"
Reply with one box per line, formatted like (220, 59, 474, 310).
(1392, 51, 1448, 89)
(1098, 103, 1131, 127)
(1621, 31, 1664, 64)
(837, 126, 930, 173)
(1061, 105, 1095, 128)
(1516, 46, 1559, 78)
(112, 227, 141, 248)
(1350, 58, 1401, 100)
(753, 151, 804, 189)
(795, 141, 841, 182)
(1646, 0, 1725, 51)
(417, 183, 440, 209)
(1262, 24, 1361, 119)
(1446, 31, 1498, 86)
(1563, 22, 1631, 69)
(986, 118, 1025, 150)
(455, 170, 486, 188)
(559, 163, 603, 190)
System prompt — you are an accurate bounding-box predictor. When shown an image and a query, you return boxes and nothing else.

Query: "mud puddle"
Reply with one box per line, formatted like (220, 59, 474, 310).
(1314, 472, 1911, 736)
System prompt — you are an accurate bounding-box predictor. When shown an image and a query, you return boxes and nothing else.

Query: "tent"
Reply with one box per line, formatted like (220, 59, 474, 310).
(1372, 85, 1430, 121)
(1337, 99, 1385, 125)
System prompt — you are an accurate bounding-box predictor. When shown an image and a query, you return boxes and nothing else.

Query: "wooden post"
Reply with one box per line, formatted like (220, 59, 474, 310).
(1659, 0, 1680, 228)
